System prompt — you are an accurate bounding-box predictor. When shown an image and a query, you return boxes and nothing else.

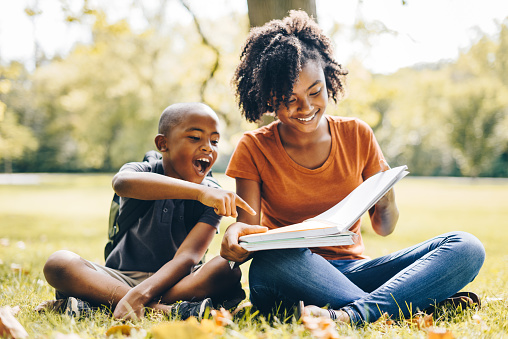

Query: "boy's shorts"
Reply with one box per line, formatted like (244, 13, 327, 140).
(55, 258, 201, 299)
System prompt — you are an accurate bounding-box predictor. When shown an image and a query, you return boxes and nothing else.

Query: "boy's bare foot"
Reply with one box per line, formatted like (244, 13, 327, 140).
(303, 305, 350, 324)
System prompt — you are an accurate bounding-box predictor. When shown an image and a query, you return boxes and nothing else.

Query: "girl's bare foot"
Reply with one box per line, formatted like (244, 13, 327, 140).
(303, 305, 350, 324)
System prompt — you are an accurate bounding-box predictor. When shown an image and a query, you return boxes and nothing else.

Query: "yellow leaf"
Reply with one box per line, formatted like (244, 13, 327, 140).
(302, 315, 341, 339)
(105, 324, 138, 336)
(151, 318, 212, 339)
(211, 307, 233, 327)
(408, 313, 434, 330)
(428, 327, 454, 339)
(0, 307, 28, 339)
(200, 319, 224, 335)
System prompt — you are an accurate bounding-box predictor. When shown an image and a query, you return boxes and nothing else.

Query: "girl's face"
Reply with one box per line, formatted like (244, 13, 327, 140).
(275, 60, 328, 134)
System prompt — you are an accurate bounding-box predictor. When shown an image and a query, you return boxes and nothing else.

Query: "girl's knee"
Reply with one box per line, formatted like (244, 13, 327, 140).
(450, 231, 486, 268)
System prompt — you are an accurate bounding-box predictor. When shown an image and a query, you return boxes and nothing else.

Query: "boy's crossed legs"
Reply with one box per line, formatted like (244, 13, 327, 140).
(43, 250, 243, 319)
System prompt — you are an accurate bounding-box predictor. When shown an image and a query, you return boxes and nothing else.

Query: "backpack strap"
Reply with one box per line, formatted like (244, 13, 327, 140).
(104, 151, 162, 260)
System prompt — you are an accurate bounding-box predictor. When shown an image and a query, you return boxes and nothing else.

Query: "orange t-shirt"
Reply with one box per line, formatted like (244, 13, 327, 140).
(226, 115, 384, 260)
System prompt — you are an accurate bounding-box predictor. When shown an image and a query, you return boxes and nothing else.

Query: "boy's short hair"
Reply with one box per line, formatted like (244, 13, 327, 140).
(158, 103, 213, 135)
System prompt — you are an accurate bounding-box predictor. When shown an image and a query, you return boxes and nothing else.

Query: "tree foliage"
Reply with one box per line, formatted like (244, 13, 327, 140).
(0, 5, 507, 177)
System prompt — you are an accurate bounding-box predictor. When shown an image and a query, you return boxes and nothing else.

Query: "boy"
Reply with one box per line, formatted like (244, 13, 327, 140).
(43, 102, 255, 320)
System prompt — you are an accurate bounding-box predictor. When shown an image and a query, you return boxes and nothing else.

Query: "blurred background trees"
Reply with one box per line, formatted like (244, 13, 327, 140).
(0, 1, 507, 177)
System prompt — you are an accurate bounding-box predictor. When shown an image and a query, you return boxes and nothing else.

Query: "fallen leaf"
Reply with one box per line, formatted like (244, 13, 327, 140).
(428, 327, 454, 339)
(9, 307, 20, 317)
(200, 319, 224, 336)
(211, 307, 233, 327)
(0, 306, 28, 338)
(105, 324, 138, 336)
(302, 314, 341, 339)
(408, 313, 433, 330)
(151, 317, 212, 339)
(10, 264, 29, 275)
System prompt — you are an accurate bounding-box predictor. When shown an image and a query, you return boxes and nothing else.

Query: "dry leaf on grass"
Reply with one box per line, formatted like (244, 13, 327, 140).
(407, 313, 434, 330)
(427, 327, 454, 339)
(211, 307, 233, 327)
(10, 263, 29, 275)
(105, 324, 140, 337)
(0, 306, 28, 339)
(302, 314, 341, 339)
(151, 317, 212, 339)
(200, 319, 225, 336)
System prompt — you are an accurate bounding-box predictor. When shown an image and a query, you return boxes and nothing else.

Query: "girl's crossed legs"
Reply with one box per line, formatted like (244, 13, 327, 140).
(248, 231, 485, 325)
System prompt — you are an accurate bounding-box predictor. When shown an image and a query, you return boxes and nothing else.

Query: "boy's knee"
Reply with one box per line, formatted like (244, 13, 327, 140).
(43, 250, 80, 283)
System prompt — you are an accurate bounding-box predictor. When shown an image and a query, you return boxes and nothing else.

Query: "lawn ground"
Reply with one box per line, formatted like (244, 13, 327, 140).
(0, 173, 507, 338)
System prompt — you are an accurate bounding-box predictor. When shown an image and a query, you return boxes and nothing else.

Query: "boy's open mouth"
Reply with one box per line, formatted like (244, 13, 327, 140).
(194, 157, 211, 174)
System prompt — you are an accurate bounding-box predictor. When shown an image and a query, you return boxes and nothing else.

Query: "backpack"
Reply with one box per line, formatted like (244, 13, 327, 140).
(104, 150, 220, 260)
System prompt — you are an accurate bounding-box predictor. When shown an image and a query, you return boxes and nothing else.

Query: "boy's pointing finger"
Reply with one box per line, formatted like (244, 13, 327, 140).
(235, 196, 257, 216)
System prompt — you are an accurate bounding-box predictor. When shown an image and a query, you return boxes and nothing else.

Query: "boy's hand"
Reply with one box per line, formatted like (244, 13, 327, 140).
(220, 222, 267, 262)
(113, 288, 148, 320)
(199, 188, 256, 218)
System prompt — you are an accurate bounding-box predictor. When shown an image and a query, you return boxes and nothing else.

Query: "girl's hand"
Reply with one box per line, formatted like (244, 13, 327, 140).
(198, 188, 256, 218)
(379, 158, 390, 172)
(370, 159, 399, 236)
(220, 222, 267, 262)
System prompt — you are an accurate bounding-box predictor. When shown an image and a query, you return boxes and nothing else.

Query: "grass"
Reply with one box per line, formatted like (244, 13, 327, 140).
(0, 173, 507, 338)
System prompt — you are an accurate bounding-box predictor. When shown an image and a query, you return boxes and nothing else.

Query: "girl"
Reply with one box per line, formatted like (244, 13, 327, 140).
(220, 10, 484, 325)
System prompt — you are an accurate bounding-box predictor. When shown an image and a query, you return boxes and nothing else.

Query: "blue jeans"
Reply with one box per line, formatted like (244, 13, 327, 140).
(249, 231, 485, 325)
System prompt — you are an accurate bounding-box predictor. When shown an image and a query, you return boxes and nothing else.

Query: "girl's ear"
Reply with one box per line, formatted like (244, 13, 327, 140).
(155, 134, 168, 152)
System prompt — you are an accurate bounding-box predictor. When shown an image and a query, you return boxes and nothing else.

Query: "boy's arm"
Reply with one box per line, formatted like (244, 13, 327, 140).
(112, 171, 255, 217)
(113, 221, 216, 320)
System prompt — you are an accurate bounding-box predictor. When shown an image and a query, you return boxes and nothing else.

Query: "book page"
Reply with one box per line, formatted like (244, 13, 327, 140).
(240, 165, 408, 243)
(306, 165, 408, 231)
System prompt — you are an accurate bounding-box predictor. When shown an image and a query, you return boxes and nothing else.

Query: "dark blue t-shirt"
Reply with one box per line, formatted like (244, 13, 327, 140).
(105, 160, 222, 272)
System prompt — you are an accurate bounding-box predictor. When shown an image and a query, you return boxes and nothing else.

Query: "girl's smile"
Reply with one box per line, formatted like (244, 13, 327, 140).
(276, 60, 329, 136)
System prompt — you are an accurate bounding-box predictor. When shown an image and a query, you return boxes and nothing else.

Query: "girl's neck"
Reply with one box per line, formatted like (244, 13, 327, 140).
(278, 115, 329, 147)
(277, 116, 332, 170)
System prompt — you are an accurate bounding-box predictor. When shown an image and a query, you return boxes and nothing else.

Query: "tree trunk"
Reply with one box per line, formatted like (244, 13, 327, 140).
(246, 0, 317, 28)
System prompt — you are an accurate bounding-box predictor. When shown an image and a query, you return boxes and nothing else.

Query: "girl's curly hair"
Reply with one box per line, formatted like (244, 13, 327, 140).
(232, 10, 348, 123)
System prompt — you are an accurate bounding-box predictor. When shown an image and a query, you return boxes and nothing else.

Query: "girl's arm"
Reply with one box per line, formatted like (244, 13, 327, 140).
(369, 188, 399, 236)
(368, 160, 399, 236)
(112, 171, 255, 217)
(113, 222, 216, 319)
(220, 178, 267, 262)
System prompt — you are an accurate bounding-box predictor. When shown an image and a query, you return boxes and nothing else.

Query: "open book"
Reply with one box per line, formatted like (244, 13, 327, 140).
(239, 165, 409, 251)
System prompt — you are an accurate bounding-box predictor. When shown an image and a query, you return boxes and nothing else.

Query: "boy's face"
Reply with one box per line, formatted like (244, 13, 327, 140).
(157, 107, 220, 184)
